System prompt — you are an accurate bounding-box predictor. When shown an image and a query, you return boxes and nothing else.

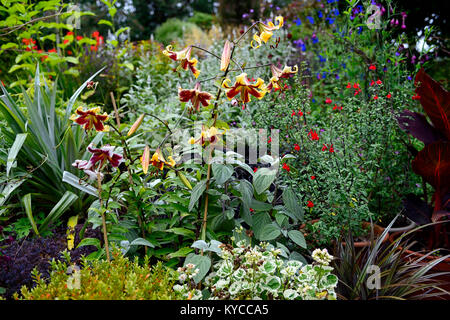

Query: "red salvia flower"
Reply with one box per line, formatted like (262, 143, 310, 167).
(308, 130, 319, 141)
(369, 65, 376, 70)
(412, 94, 421, 100)
(376, 79, 382, 85)
(386, 93, 392, 99)
(282, 163, 290, 172)
(373, 95, 378, 100)
(325, 98, 332, 104)
(346, 82, 352, 89)
(310, 175, 316, 180)
(321, 144, 328, 151)
(307, 201, 314, 208)
(294, 144, 300, 151)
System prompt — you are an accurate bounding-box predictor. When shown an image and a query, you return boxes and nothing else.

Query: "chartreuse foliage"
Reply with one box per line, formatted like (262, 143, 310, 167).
(15, 248, 182, 300)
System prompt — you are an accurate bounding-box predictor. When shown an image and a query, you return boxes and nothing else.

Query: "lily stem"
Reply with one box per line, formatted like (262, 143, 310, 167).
(97, 172, 110, 262)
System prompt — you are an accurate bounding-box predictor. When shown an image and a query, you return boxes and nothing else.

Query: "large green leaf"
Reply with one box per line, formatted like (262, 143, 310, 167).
(258, 223, 281, 241)
(282, 188, 304, 222)
(6, 133, 27, 177)
(288, 230, 307, 249)
(184, 253, 211, 284)
(22, 194, 40, 236)
(188, 179, 206, 212)
(39, 191, 78, 232)
(253, 167, 277, 194)
(212, 163, 233, 185)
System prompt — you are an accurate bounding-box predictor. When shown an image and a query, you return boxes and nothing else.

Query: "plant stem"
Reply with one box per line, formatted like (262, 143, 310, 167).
(97, 172, 110, 262)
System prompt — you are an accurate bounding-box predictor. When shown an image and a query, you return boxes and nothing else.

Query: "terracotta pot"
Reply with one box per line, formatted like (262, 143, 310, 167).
(389, 231, 450, 272)
(300, 219, 389, 248)
(389, 231, 450, 299)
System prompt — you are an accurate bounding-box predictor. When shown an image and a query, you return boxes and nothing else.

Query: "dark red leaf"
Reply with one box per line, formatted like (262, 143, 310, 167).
(415, 68, 450, 140)
(397, 110, 444, 144)
(412, 141, 450, 190)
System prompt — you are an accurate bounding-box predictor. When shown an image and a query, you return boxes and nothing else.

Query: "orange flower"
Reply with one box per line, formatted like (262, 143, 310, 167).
(266, 64, 298, 92)
(251, 16, 284, 48)
(150, 149, 176, 171)
(163, 45, 200, 78)
(70, 107, 109, 132)
(178, 83, 213, 112)
(222, 73, 266, 103)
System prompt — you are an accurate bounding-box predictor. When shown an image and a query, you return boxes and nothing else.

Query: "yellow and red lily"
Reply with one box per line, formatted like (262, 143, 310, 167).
(251, 16, 284, 49)
(148, 148, 176, 171)
(70, 106, 109, 132)
(189, 126, 223, 147)
(163, 45, 200, 78)
(222, 73, 267, 103)
(178, 83, 213, 112)
(267, 64, 298, 92)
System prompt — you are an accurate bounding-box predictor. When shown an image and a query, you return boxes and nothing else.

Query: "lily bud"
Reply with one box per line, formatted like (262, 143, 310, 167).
(140, 145, 150, 174)
(220, 40, 232, 72)
(127, 114, 145, 136)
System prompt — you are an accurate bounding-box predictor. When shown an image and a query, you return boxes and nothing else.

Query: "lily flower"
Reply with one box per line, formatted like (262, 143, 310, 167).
(266, 64, 298, 92)
(150, 148, 176, 171)
(178, 83, 214, 112)
(70, 106, 109, 132)
(222, 73, 267, 103)
(190, 126, 223, 146)
(251, 16, 284, 49)
(85, 144, 123, 170)
(163, 45, 200, 78)
(72, 159, 104, 181)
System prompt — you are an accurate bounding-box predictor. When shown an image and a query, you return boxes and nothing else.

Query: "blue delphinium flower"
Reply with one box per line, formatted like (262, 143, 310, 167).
(293, 17, 302, 26)
(326, 17, 335, 24)
(357, 26, 363, 34)
(318, 54, 326, 63)
(307, 16, 315, 24)
(311, 34, 319, 44)
(333, 8, 340, 16)
(318, 10, 323, 18)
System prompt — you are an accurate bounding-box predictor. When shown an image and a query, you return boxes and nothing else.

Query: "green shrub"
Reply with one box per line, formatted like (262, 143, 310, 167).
(188, 11, 215, 30)
(154, 18, 201, 45)
(15, 248, 182, 300)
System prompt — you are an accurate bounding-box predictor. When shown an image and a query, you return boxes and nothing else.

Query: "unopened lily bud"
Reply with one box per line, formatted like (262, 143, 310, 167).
(127, 114, 145, 136)
(220, 40, 232, 72)
(140, 145, 150, 174)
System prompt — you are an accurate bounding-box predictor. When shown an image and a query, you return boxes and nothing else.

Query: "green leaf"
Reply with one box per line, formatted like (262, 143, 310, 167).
(238, 180, 253, 207)
(253, 167, 277, 194)
(259, 224, 281, 241)
(184, 253, 211, 284)
(188, 179, 206, 212)
(77, 237, 101, 249)
(7, 133, 27, 177)
(98, 19, 113, 27)
(167, 247, 193, 259)
(22, 194, 39, 236)
(130, 237, 155, 248)
(166, 227, 195, 238)
(62, 171, 98, 197)
(39, 191, 78, 232)
(212, 163, 233, 185)
(282, 188, 304, 222)
(288, 230, 307, 249)
(115, 27, 129, 37)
